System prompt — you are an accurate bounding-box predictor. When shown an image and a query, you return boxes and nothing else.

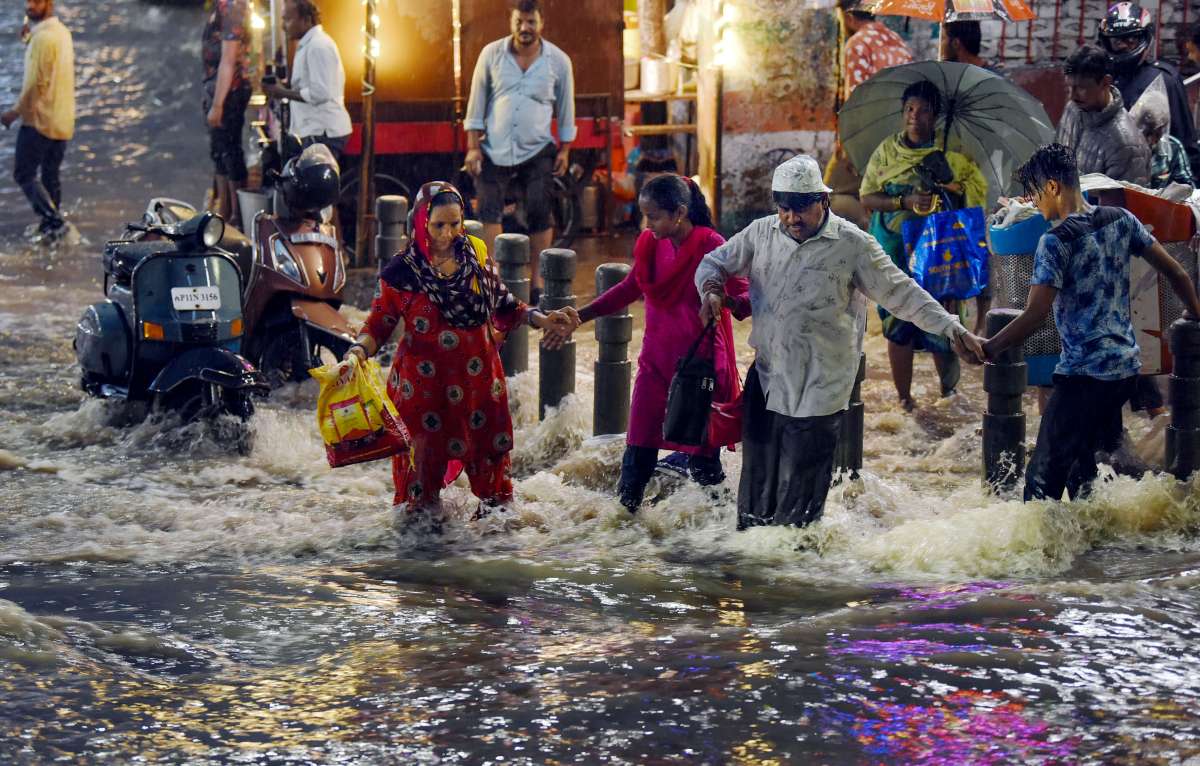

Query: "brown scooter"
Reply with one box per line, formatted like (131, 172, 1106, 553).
(133, 146, 357, 388)
(240, 200, 357, 387)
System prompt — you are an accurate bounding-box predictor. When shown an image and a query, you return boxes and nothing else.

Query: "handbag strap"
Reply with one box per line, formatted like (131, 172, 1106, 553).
(680, 318, 717, 367)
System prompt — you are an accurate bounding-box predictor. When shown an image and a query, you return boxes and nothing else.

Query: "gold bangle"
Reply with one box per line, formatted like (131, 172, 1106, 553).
(895, 195, 905, 212)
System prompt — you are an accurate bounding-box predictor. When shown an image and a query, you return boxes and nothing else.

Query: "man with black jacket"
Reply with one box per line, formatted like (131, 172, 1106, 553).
(1099, 2, 1199, 177)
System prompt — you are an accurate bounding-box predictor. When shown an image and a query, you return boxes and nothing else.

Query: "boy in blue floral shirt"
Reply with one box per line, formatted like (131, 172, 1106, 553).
(984, 144, 1200, 501)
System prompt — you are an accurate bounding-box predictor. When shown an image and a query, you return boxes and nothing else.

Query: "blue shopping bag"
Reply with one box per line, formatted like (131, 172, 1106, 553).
(902, 207, 990, 301)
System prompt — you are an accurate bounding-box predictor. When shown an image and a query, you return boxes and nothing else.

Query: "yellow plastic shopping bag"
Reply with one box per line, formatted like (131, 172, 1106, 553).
(310, 357, 412, 468)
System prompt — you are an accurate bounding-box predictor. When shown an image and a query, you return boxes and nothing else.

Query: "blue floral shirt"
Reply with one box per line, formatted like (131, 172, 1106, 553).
(1032, 206, 1154, 380)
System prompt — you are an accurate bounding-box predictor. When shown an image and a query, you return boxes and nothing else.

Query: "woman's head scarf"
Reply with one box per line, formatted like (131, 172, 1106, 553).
(379, 181, 506, 328)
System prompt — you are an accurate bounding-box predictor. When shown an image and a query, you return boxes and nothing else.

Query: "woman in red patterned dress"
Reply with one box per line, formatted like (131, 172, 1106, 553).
(344, 182, 571, 523)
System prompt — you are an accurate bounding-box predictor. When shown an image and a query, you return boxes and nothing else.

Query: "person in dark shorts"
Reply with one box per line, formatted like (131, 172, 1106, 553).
(463, 0, 576, 295)
(984, 144, 1200, 502)
(202, 0, 250, 229)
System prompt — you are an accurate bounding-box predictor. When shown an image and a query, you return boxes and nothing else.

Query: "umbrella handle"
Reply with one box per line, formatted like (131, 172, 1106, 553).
(912, 196, 941, 216)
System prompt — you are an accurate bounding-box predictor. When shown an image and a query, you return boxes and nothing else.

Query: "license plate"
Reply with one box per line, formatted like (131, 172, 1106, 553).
(171, 286, 221, 311)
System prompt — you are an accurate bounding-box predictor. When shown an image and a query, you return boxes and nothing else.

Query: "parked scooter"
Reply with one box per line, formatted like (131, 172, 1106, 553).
(242, 143, 357, 386)
(74, 211, 268, 434)
(134, 144, 357, 388)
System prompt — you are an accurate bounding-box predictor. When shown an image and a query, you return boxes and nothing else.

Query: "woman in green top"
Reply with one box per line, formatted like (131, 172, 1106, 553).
(860, 80, 989, 411)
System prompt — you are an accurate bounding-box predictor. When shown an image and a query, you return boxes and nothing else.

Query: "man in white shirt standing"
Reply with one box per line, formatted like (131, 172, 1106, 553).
(265, 0, 352, 166)
(695, 156, 986, 530)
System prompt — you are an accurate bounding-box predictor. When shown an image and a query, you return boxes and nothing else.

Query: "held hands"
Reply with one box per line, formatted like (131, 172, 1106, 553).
(535, 308, 579, 350)
(951, 327, 988, 365)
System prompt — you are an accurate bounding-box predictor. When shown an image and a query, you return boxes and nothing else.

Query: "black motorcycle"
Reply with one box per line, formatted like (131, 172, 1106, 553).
(74, 211, 268, 434)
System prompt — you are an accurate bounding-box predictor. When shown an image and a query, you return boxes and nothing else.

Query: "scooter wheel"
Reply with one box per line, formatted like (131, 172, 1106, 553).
(258, 325, 314, 388)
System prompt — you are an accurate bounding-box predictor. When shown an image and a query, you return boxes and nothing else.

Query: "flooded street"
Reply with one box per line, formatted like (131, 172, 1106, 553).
(4, 2, 1200, 764)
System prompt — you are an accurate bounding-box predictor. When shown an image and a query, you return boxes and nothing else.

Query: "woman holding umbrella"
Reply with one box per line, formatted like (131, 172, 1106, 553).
(859, 80, 988, 411)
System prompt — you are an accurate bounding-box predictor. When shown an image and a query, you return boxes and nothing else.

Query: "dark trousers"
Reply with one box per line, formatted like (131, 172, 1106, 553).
(619, 445, 724, 511)
(205, 84, 250, 183)
(14, 125, 66, 230)
(1129, 374, 1164, 413)
(1024, 374, 1137, 502)
(738, 365, 843, 529)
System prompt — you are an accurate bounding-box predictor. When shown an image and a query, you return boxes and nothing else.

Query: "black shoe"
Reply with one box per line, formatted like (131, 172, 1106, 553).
(618, 486, 643, 514)
(34, 221, 67, 245)
(688, 453, 726, 487)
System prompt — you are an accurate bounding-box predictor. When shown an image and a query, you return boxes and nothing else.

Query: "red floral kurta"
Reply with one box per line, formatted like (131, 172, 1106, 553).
(362, 281, 527, 508)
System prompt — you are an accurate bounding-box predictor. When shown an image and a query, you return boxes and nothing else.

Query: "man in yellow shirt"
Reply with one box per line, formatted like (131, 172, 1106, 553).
(2, 0, 74, 241)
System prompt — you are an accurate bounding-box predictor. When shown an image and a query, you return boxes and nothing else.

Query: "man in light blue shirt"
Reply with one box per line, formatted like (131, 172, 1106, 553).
(464, 0, 576, 292)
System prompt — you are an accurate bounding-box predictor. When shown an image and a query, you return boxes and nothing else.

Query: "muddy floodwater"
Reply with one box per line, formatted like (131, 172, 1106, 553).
(4, 2, 1200, 764)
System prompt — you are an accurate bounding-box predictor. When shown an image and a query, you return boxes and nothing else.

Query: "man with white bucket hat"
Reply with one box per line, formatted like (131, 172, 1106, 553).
(695, 154, 986, 529)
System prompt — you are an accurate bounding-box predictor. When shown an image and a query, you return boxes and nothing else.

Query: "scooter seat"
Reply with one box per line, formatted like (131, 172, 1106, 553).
(103, 240, 168, 285)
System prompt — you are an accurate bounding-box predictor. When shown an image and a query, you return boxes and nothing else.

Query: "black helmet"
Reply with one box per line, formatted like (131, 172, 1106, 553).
(279, 143, 340, 214)
(1099, 2, 1154, 73)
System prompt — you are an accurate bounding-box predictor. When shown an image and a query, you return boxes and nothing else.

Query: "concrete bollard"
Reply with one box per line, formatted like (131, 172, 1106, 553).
(593, 263, 633, 435)
(539, 248, 577, 419)
(494, 233, 531, 377)
(374, 195, 409, 264)
(465, 219, 485, 241)
(1166, 318, 1200, 480)
(834, 353, 866, 478)
(983, 309, 1027, 493)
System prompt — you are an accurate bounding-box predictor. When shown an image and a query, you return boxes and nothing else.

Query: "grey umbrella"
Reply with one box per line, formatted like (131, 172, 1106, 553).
(838, 60, 1055, 206)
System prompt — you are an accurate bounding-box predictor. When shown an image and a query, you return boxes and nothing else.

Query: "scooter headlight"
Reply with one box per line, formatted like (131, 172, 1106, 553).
(201, 215, 226, 248)
(176, 210, 226, 250)
(272, 237, 307, 286)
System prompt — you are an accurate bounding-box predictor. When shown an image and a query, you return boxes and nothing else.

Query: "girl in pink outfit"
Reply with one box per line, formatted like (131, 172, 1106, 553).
(560, 175, 749, 511)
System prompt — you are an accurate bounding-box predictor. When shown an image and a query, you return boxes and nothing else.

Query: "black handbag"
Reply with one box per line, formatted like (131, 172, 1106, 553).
(663, 320, 717, 446)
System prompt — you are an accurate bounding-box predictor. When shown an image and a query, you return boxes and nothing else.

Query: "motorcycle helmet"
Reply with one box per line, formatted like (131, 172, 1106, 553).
(1098, 2, 1154, 73)
(279, 143, 340, 214)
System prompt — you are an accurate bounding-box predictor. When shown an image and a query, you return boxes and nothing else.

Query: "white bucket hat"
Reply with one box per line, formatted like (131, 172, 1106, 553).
(771, 155, 832, 194)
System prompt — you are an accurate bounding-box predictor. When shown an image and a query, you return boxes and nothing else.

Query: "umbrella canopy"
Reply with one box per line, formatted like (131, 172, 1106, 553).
(858, 0, 1035, 22)
(838, 61, 1055, 205)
